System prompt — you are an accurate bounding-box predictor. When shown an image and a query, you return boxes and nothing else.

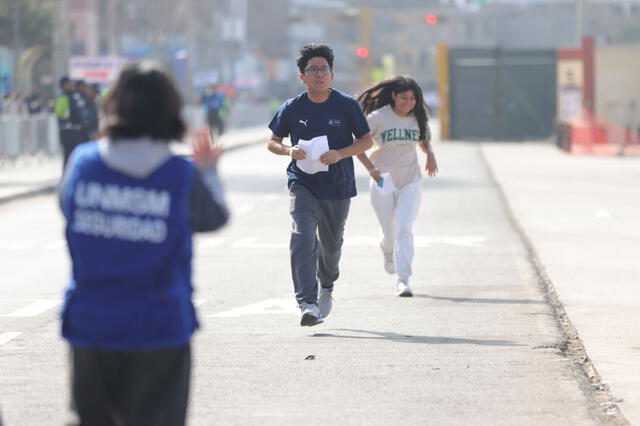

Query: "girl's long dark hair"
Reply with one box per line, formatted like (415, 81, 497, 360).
(357, 75, 430, 141)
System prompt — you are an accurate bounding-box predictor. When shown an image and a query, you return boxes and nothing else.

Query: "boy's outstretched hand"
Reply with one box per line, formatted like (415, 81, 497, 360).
(190, 128, 223, 169)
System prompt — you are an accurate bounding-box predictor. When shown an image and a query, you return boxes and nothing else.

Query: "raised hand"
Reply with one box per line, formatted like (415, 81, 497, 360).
(190, 128, 223, 169)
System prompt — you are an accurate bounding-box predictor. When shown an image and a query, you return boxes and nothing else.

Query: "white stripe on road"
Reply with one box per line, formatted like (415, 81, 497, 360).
(1, 235, 487, 251)
(232, 237, 288, 249)
(4, 300, 61, 317)
(43, 239, 67, 250)
(0, 332, 22, 346)
(343, 236, 379, 246)
(210, 298, 298, 318)
(196, 237, 227, 249)
(235, 204, 256, 215)
(414, 236, 486, 248)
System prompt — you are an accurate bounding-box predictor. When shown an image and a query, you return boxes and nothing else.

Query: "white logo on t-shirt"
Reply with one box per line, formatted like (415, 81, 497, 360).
(299, 119, 309, 126)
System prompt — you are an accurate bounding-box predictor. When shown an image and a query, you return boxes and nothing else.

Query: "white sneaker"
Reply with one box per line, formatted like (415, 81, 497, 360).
(381, 243, 395, 274)
(396, 281, 413, 297)
(318, 288, 333, 319)
(299, 303, 324, 327)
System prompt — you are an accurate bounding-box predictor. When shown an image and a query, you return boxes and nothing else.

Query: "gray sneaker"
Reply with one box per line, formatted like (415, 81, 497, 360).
(381, 243, 395, 274)
(396, 280, 413, 297)
(299, 302, 324, 327)
(318, 288, 334, 319)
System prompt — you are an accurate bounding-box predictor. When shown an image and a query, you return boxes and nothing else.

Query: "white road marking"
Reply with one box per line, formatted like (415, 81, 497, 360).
(0, 332, 22, 346)
(232, 237, 288, 249)
(196, 237, 227, 249)
(414, 236, 486, 248)
(235, 204, 256, 215)
(343, 236, 379, 246)
(210, 298, 298, 318)
(9, 241, 40, 250)
(2, 235, 486, 251)
(595, 209, 612, 219)
(194, 298, 206, 307)
(3, 300, 62, 317)
(43, 239, 66, 250)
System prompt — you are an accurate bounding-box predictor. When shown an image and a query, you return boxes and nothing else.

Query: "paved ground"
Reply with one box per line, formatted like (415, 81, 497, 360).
(481, 143, 640, 424)
(0, 125, 637, 425)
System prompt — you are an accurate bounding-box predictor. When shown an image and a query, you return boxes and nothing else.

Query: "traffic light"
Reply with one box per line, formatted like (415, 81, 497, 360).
(425, 13, 438, 25)
(356, 46, 370, 59)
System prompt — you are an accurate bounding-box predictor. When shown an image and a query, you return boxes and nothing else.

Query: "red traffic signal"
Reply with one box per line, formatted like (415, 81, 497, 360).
(425, 13, 438, 25)
(356, 46, 370, 59)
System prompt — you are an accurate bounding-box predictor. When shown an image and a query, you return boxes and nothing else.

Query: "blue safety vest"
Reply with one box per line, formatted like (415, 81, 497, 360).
(60, 141, 198, 350)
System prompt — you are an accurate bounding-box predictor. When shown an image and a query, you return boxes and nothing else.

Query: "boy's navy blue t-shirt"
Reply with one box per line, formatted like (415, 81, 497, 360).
(269, 89, 370, 200)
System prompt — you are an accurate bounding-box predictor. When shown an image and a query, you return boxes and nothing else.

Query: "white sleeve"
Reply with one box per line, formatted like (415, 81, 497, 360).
(367, 110, 381, 139)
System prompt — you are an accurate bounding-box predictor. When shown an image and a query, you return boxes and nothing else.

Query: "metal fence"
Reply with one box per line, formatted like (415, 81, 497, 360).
(0, 115, 60, 161)
(0, 103, 270, 164)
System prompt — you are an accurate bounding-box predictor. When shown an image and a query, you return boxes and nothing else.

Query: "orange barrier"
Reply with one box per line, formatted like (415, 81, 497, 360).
(561, 109, 640, 156)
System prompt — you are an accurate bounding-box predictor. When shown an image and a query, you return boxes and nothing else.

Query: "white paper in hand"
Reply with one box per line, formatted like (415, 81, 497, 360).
(296, 135, 329, 174)
(374, 172, 396, 195)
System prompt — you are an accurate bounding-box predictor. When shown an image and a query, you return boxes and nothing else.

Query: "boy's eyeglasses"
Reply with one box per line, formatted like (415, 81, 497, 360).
(304, 66, 331, 76)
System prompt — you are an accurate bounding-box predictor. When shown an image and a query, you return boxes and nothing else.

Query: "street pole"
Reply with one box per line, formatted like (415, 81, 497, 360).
(52, 0, 70, 97)
(575, 0, 584, 46)
(108, 0, 119, 55)
(185, 0, 196, 101)
(358, 7, 373, 91)
(12, 0, 23, 92)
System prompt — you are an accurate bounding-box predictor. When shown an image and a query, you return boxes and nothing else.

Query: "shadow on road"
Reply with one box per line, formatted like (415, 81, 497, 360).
(413, 294, 547, 305)
(312, 329, 521, 347)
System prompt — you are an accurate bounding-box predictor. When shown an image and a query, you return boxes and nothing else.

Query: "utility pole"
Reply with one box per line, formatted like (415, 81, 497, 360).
(185, 0, 196, 101)
(12, 0, 23, 92)
(575, 0, 584, 46)
(52, 0, 70, 96)
(108, 0, 120, 55)
(358, 7, 373, 91)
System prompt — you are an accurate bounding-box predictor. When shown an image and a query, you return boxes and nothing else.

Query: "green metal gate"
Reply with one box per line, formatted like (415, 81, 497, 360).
(449, 48, 557, 140)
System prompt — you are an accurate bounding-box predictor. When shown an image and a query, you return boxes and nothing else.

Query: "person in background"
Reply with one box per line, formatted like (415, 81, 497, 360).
(25, 89, 44, 114)
(2, 92, 25, 115)
(77, 80, 100, 139)
(59, 61, 229, 426)
(55, 77, 88, 168)
(356, 75, 438, 297)
(267, 43, 373, 326)
(202, 84, 227, 135)
(0, 93, 10, 115)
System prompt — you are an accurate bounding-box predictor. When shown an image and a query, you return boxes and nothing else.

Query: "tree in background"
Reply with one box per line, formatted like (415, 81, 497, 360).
(0, 0, 53, 49)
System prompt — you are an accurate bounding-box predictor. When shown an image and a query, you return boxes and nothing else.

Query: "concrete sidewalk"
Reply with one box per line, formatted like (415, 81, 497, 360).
(0, 126, 270, 204)
(482, 142, 640, 424)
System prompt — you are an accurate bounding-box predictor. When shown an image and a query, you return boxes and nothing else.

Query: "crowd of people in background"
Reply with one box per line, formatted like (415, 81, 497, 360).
(55, 76, 103, 167)
(0, 90, 47, 116)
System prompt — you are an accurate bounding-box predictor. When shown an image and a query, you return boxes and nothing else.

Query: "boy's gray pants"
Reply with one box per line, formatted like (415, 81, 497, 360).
(289, 183, 351, 305)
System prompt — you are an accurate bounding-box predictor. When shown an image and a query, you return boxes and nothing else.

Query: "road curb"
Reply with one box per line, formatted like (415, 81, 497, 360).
(0, 185, 57, 205)
(0, 137, 265, 205)
(478, 144, 630, 425)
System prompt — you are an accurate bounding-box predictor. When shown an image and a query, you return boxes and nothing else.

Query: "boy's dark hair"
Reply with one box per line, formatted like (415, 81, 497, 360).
(357, 75, 431, 142)
(296, 43, 334, 74)
(101, 61, 186, 142)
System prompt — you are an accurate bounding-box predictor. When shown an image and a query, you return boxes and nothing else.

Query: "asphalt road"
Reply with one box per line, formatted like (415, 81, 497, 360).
(0, 141, 599, 425)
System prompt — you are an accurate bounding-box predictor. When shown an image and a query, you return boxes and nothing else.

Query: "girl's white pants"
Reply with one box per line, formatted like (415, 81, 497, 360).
(369, 178, 422, 281)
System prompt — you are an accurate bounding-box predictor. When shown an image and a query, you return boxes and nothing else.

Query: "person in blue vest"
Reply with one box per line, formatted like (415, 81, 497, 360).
(267, 43, 373, 326)
(59, 61, 229, 426)
(202, 84, 227, 135)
